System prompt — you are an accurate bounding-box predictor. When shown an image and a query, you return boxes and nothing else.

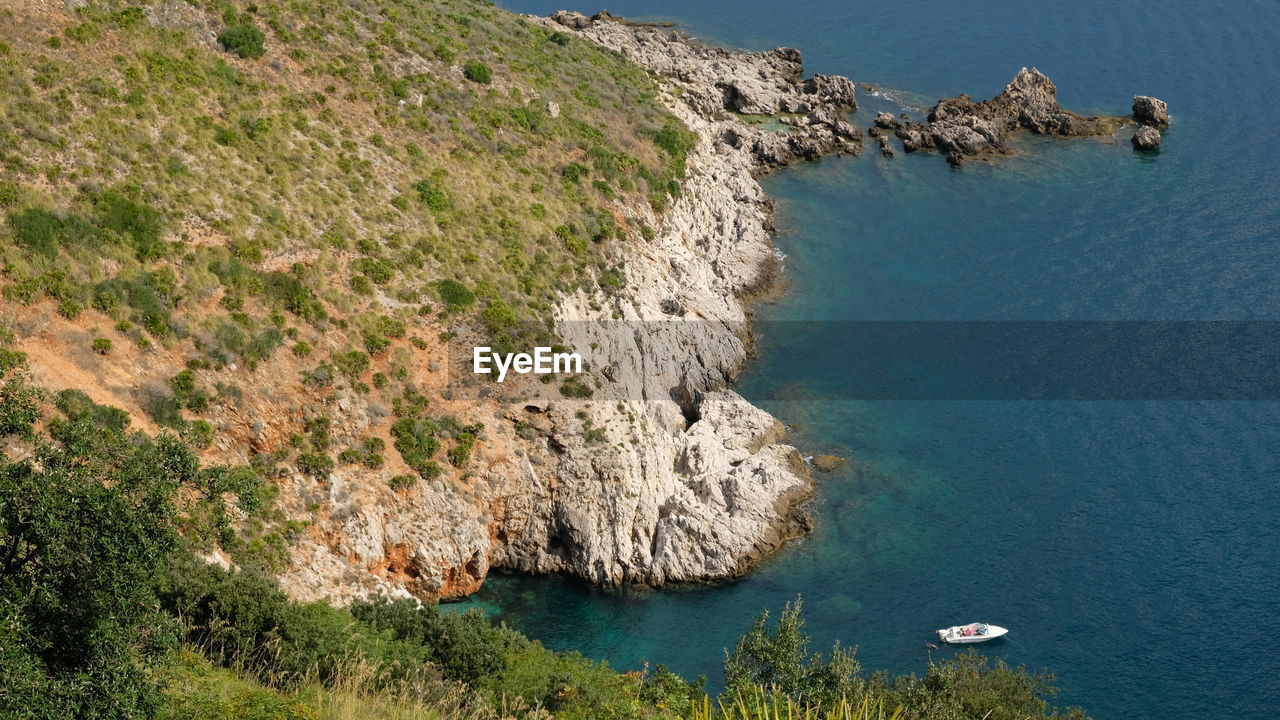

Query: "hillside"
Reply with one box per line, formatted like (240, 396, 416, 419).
(0, 0, 708, 599)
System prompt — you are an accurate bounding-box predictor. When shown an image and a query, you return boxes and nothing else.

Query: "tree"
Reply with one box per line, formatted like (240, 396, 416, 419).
(723, 597, 862, 709)
(0, 412, 210, 718)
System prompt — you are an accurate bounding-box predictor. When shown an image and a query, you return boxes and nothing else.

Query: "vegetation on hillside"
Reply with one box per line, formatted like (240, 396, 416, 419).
(0, 0, 696, 486)
(1, 2, 1093, 718)
(0, 356, 1089, 720)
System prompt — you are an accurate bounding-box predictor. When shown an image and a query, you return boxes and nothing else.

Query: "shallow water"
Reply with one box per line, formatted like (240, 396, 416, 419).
(478, 2, 1280, 717)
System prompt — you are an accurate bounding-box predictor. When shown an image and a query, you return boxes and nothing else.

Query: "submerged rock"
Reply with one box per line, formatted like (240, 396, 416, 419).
(811, 455, 847, 472)
(1132, 125, 1162, 150)
(1132, 95, 1170, 126)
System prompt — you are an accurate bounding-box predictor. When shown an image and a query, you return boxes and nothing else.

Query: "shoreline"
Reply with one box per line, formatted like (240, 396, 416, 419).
(480, 10, 867, 587)
(279, 8, 1166, 604)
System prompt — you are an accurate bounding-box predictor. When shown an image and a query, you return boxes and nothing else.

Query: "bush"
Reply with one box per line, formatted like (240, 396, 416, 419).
(562, 162, 590, 184)
(412, 177, 450, 213)
(356, 257, 396, 285)
(388, 473, 416, 490)
(295, 452, 333, 479)
(92, 190, 165, 261)
(560, 377, 593, 398)
(145, 393, 186, 430)
(436, 279, 475, 309)
(390, 417, 442, 478)
(264, 272, 325, 323)
(0, 378, 40, 436)
(331, 350, 370, 378)
(217, 24, 266, 59)
(91, 337, 113, 354)
(723, 597, 860, 709)
(462, 60, 491, 84)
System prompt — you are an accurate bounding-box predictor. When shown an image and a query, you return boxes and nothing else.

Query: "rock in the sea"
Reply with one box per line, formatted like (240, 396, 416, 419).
(878, 136, 895, 157)
(811, 454, 846, 472)
(874, 111, 900, 129)
(1132, 95, 1169, 126)
(912, 67, 1129, 163)
(1132, 125, 1162, 150)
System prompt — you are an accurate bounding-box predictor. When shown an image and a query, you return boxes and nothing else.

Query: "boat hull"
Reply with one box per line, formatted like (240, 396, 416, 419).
(937, 623, 1008, 644)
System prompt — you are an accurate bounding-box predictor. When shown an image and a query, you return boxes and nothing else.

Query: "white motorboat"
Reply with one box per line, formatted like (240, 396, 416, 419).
(936, 622, 1008, 644)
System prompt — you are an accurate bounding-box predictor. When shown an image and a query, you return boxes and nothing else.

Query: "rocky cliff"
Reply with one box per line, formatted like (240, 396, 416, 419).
(276, 10, 864, 599)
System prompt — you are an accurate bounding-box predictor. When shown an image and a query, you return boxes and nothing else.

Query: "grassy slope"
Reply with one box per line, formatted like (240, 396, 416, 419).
(0, 0, 693, 572)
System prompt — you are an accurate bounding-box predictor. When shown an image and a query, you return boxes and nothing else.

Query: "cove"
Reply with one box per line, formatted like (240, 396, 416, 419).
(479, 1, 1280, 718)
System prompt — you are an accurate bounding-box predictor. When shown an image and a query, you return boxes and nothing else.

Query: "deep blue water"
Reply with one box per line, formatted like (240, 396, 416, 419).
(476, 2, 1280, 717)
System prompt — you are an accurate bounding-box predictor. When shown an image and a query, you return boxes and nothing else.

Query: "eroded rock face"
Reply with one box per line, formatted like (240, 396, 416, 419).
(470, 10, 872, 587)
(1133, 125, 1162, 150)
(1132, 95, 1170, 126)
(269, 9, 859, 605)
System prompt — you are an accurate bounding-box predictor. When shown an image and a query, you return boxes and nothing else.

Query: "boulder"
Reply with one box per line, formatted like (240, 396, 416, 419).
(811, 455, 846, 472)
(1132, 95, 1169, 126)
(1132, 125, 1162, 150)
(874, 111, 900, 129)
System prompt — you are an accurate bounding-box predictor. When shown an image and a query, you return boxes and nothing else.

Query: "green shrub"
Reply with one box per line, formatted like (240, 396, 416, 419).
(146, 393, 186, 430)
(462, 59, 492, 84)
(295, 452, 333, 479)
(291, 341, 312, 357)
(390, 417, 442, 478)
(92, 190, 166, 261)
(356, 257, 396, 285)
(0, 378, 40, 436)
(436, 279, 475, 309)
(53, 388, 129, 433)
(562, 162, 590, 183)
(388, 473, 416, 490)
(183, 419, 215, 449)
(265, 272, 325, 323)
(363, 331, 391, 355)
(1, 428, 208, 719)
(7, 208, 97, 256)
(331, 350, 370, 378)
(217, 25, 266, 59)
(560, 377, 593, 398)
(412, 177, 450, 213)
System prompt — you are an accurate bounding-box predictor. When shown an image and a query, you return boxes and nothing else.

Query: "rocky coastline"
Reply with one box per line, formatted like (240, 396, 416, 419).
(870, 67, 1169, 164)
(275, 10, 1169, 605)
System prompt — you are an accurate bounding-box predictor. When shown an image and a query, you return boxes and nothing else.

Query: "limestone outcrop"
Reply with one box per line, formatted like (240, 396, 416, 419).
(478, 10, 871, 586)
(1133, 125, 1162, 150)
(1132, 95, 1170, 127)
(895, 67, 1130, 164)
(545, 11, 863, 168)
(278, 11, 863, 600)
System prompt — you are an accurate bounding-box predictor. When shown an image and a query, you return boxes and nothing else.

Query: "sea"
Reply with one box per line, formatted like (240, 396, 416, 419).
(470, 2, 1280, 717)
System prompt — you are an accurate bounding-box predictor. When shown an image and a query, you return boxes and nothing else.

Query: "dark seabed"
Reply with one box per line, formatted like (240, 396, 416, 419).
(470, 2, 1280, 717)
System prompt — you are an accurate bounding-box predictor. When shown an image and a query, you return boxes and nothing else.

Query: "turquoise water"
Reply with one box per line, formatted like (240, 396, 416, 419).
(480, 2, 1280, 717)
